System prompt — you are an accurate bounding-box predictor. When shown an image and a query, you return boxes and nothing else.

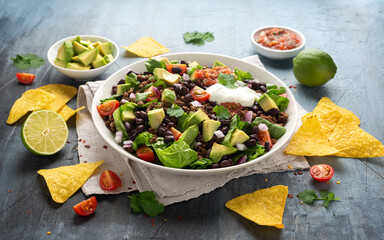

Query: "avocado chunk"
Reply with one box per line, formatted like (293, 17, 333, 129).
(153, 68, 181, 85)
(183, 109, 209, 131)
(209, 143, 237, 163)
(72, 56, 80, 62)
(116, 84, 132, 95)
(98, 42, 113, 56)
(77, 48, 99, 66)
(179, 124, 199, 145)
(80, 40, 91, 47)
(121, 109, 135, 122)
(212, 60, 226, 68)
(253, 117, 286, 139)
(202, 120, 221, 142)
(90, 41, 102, 48)
(148, 108, 165, 129)
(258, 94, 278, 112)
(153, 57, 171, 65)
(92, 54, 107, 69)
(103, 54, 114, 63)
(189, 61, 199, 68)
(73, 41, 89, 55)
(54, 57, 67, 68)
(57, 41, 74, 63)
(65, 62, 91, 70)
(161, 89, 176, 103)
(229, 129, 249, 146)
(71, 36, 81, 43)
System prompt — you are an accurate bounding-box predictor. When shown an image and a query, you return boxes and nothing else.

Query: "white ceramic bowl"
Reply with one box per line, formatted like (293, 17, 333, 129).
(92, 52, 298, 175)
(251, 26, 306, 60)
(47, 35, 119, 81)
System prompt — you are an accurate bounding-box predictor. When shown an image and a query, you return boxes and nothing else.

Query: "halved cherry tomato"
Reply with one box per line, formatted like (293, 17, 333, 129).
(165, 64, 187, 75)
(16, 73, 35, 84)
(190, 86, 210, 102)
(169, 127, 182, 141)
(310, 164, 334, 182)
(99, 170, 122, 191)
(97, 100, 120, 116)
(279, 92, 287, 98)
(73, 196, 97, 216)
(136, 146, 155, 162)
(221, 102, 242, 113)
(257, 129, 273, 147)
(145, 86, 160, 102)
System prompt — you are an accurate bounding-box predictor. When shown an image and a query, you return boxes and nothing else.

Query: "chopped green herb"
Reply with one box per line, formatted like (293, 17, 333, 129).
(298, 189, 340, 208)
(166, 104, 184, 118)
(213, 105, 230, 120)
(145, 58, 165, 73)
(128, 191, 164, 217)
(11, 54, 45, 70)
(218, 73, 238, 89)
(135, 92, 150, 102)
(183, 31, 214, 46)
(234, 68, 253, 81)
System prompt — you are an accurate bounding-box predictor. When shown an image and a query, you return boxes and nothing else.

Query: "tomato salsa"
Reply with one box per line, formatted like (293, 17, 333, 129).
(256, 27, 301, 50)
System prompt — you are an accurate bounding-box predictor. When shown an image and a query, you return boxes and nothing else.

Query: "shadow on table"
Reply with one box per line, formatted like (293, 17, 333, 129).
(258, 55, 293, 69)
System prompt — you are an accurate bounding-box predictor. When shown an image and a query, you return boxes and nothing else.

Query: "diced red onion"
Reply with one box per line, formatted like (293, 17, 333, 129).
(191, 100, 202, 107)
(236, 143, 248, 151)
(258, 123, 268, 132)
(236, 155, 248, 165)
(129, 93, 136, 99)
(120, 99, 128, 105)
(123, 140, 133, 148)
(214, 130, 225, 139)
(194, 142, 202, 147)
(183, 73, 190, 81)
(151, 86, 160, 98)
(244, 111, 253, 123)
(115, 131, 123, 143)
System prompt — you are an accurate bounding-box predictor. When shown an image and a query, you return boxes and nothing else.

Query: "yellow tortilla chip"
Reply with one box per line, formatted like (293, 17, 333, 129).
(329, 115, 384, 158)
(38, 161, 104, 203)
(225, 185, 288, 229)
(7, 89, 56, 124)
(39, 84, 77, 112)
(284, 114, 341, 156)
(57, 105, 85, 121)
(122, 37, 169, 58)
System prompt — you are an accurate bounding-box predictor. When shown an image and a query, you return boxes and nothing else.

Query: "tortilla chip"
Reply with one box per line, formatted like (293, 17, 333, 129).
(7, 89, 56, 124)
(329, 114, 384, 158)
(284, 114, 341, 156)
(38, 161, 104, 203)
(39, 84, 77, 112)
(57, 105, 85, 121)
(122, 37, 169, 58)
(225, 185, 288, 229)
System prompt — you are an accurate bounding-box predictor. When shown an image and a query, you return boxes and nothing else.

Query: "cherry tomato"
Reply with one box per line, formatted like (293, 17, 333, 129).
(310, 164, 334, 182)
(165, 64, 187, 75)
(97, 100, 120, 116)
(99, 170, 122, 191)
(73, 196, 97, 216)
(16, 73, 35, 84)
(257, 129, 273, 147)
(190, 86, 210, 102)
(279, 92, 288, 98)
(169, 127, 182, 141)
(221, 102, 242, 113)
(136, 146, 155, 162)
(145, 86, 160, 102)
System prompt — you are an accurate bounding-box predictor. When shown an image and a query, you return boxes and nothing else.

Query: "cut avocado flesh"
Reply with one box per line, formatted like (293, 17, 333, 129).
(98, 42, 113, 56)
(148, 108, 165, 129)
(71, 36, 81, 43)
(210, 143, 237, 163)
(92, 54, 107, 69)
(212, 60, 226, 68)
(103, 54, 114, 63)
(161, 89, 176, 103)
(65, 62, 91, 70)
(229, 129, 249, 146)
(179, 124, 199, 145)
(73, 41, 89, 55)
(116, 84, 131, 95)
(203, 119, 221, 142)
(54, 57, 66, 68)
(77, 48, 99, 66)
(153, 57, 171, 65)
(153, 68, 181, 85)
(58, 41, 74, 62)
(121, 109, 135, 122)
(183, 109, 209, 131)
(258, 94, 278, 112)
(253, 117, 286, 139)
(189, 61, 199, 68)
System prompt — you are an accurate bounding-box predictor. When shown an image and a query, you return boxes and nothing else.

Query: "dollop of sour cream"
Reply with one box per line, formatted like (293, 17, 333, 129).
(206, 83, 262, 107)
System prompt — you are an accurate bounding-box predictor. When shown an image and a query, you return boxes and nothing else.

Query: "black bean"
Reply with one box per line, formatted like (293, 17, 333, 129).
(118, 79, 125, 85)
(167, 122, 176, 128)
(112, 85, 117, 94)
(188, 83, 196, 90)
(249, 134, 258, 140)
(164, 131, 173, 136)
(251, 105, 259, 113)
(221, 126, 229, 134)
(136, 111, 148, 119)
(220, 119, 231, 126)
(183, 94, 193, 103)
(180, 60, 187, 65)
(267, 108, 280, 117)
(171, 66, 182, 73)
(183, 82, 190, 89)
(211, 163, 220, 169)
(136, 125, 145, 133)
(259, 82, 267, 88)
(220, 159, 233, 168)
(260, 86, 267, 92)
(135, 118, 145, 126)
(209, 100, 217, 106)
(164, 135, 175, 143)
(173, 84, 182, 93)
(245, 139, 257, 148)
(157, 127, 167, 137)
(265, 141, 271, 151)
(251, 80, 260, 90)
(179, 86, 189, 96)
(160, 122, 167, 127)
(209, 114, 217, 120)
(163, 118, 170, 124)
(252, 126, 259, 134)
(206, 148, 211, 157)
(143, 71, 151, 75)
(129, 132, 138, 141)
(124, 122, 132, 132)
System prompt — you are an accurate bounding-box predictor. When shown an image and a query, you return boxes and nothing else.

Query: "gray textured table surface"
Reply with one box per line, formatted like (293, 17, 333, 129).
(1, 0, 383, 239)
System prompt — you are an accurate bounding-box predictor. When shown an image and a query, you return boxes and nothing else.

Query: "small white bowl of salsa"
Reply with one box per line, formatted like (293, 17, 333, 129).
(251, 26, 306, 60)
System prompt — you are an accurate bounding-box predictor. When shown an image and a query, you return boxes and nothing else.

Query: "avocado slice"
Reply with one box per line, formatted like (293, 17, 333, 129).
(77, 48, 98, 66)
(148, 108, 165, 129)
(73, 41, 89, 55)
(153, 68, 181, 85)
(98, 42, 113, 56)
(258, 94, 278, 112)
(210, 143, 237, 163)
(71, 36, 81, 43)
(92, 54, 107, 69)
(65, 62, 91, 70)
(229, 129, 249, 146)
(183, 109, 209, 131)
(54, 57, 67, 68)
(179, 124, 199, 145)
(116, 84, 131, 95)
(80, 40, 91, 47)
(57, 41, 74, 62)
(212, 60, 226, 68)
(103, 54, 114, 64)
(253, 117, 286, 140)
(72, 55, 80, 62)
(121, 109, 135, 122)
(189, 61, 199, 68)
(161, 89, 176, 103)
(202, 120, 221, 142)
(90, 41, 102, 48)
(153, 57, 171, 65)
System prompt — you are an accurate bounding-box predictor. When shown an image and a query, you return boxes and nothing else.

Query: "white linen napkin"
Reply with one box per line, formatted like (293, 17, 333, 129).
(76, 55, 309, 205)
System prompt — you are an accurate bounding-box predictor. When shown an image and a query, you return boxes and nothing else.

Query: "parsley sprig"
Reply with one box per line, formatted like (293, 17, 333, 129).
(213, 105, 230, 120)
(129, 191, 164, 217)
(11, 54, 45, 70)
(298, 189, 340, 208)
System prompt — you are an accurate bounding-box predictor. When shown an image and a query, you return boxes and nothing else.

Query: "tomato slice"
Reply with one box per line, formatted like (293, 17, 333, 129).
(99, 170, 122, 191)
(16, 73, 35, 84)
(97, 100, 120, 116)
(73, 196, 97, 216)
(136, 146, 155, 162)
(257, 129, 273, 147)
(145, 86, 160, 102)
(169, 127, 182, 141)
(221, 102, 242, 113)
(190, 86, 210, 102)
(165, 64, 187, 75)
(310, 164, 334, 182)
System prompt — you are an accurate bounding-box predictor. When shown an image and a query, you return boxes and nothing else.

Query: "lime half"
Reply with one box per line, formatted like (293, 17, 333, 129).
(21, 110, 68, 155)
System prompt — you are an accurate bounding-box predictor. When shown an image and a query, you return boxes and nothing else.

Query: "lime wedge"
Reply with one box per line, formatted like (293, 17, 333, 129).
(21, 110, 68, 155)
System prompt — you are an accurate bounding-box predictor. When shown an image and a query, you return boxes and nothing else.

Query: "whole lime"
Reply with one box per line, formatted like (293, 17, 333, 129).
(293, 49, 337, 87)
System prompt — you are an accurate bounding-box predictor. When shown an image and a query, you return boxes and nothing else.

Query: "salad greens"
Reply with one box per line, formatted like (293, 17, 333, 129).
(183, 31, 214, 46)
(166, 104, 185, 118)
(213, 105, 230, 120)
(234, 68, 253, 81)
(129, 191, 164, 217)
(145, 58, 165, 72)
(218, 73, 238, 89)
(154, 140, 197, 168)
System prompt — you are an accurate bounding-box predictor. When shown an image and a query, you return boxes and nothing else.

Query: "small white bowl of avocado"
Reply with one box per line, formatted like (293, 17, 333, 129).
(47, 35, 119, 81)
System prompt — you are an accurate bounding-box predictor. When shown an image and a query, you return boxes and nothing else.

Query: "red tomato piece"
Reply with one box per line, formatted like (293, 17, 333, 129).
(257, 129, 273, 147)
(190, 86, 210, 102)
(99, 170, 122, 191)
(165, 64, 187, 75)
(145, 86, 160, 102)
(221, 102, 242, 113)
(97, 100, 119, 116)
(136, 146, 155, 162)
(279, 92, 288, 98)
(73, 196, 97, 216)
(169, 127, 182, 141)
(310, 164, 334, 182)
(16, 73, 35, 84)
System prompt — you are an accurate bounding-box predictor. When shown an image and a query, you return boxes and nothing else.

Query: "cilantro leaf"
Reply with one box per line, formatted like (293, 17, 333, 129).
(213, 105, 230, 120)
(298, 189, 340, 208)
(153, 76, 167, 89)
(129, 191, 164, 217)
(234, 68, 253, 81)
(145, 58, 165, 73)
(298, 190, 318, 204)
(166, 104, 184, 118)
(266, 83, 286, 95)
(135, 92, 150, 102)
(125, 73, 140, 91)
(218, 73, 238, 89)
(11, 54, 45, 70)
(183, 31, 215, 46)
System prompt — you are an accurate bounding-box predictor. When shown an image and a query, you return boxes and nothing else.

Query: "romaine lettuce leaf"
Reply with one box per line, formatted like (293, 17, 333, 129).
(187, 158, 212, 169)
(145, 58, 165, 73)
(125, 73, 140, 90)
(133, 132, 154, 151)
(154, 140, 198, 168)
(113, 108, 128, 140)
